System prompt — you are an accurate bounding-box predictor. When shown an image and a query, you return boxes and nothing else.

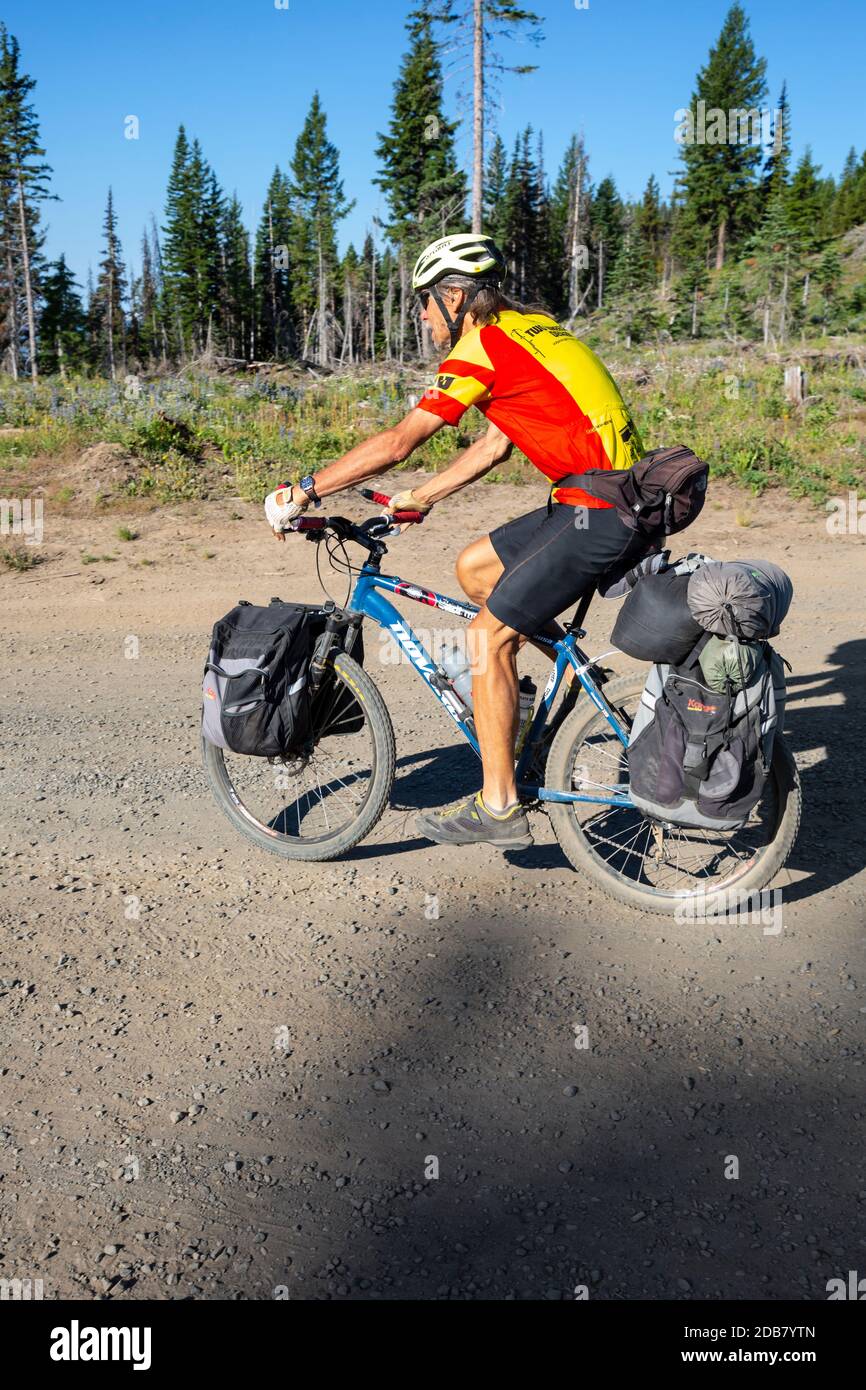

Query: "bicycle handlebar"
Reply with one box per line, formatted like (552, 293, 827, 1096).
(286, 485, 425, 537)
(287, 508, 424, 537)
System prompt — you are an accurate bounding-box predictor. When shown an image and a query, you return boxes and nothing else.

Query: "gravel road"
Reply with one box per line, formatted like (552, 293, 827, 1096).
(1, 474, 864, 1300)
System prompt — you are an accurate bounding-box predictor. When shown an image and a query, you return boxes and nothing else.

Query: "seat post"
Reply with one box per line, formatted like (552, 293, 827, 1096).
(568, 586, 595, 634)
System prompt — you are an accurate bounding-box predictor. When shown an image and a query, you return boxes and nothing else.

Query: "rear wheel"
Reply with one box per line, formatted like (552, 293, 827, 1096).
(203, 654, 395, 861)
(546, 674, 801, 916)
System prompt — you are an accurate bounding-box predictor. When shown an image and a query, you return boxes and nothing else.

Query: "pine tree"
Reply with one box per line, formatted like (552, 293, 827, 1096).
(148, 216, 169, 365)
(0, 24, 54, 380)
(254, 167, 293, 360)
(549, 135, 591, 320)
(590, 176, 623, 309)
(607, 208, 656, 345)
(749, 189, 797, 344)
(89, 188, 127, 378)
(635, 173, 665, 279)
(787, 149, 827, 253)
(375, 6, 466, 360)
(375, 7, 465, 239)
(38, 254, 85, 377)
(222, 193, 252, 361)
(133, 229, 158, 364)
(816, 244, 842, 329)
(161, 129, 225, 357)
(761, 82, 791, 206)
(831, 147, 866, 234)
(500, 127, 547, 302)
(161, 127, 194, 356)
(288, 93, 354, 367)
(483, 133, 508, 243)
(674, 3, 768, 270)
(671, 255, 710, 339)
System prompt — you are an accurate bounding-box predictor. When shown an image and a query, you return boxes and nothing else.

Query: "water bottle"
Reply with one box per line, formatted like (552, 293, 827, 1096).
(515, 676, 537, 756)
(438, 638, 474, 709)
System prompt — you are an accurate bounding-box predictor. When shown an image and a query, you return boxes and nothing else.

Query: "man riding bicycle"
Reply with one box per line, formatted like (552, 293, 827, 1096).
(265, 232, 650, 849)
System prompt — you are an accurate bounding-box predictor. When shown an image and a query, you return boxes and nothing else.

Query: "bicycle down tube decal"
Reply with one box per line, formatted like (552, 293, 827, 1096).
(393, 581, 476, 622)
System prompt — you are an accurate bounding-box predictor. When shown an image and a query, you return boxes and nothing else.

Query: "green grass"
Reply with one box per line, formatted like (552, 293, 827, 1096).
(117, 525, 138, 541)
(2, 343, 865, 511)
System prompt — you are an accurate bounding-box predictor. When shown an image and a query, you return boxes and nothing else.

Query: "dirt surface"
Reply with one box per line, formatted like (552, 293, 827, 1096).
(1, 472, 865, 1301)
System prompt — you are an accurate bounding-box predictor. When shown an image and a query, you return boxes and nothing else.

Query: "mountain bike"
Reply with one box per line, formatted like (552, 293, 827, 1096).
(202, 491, 801, 915)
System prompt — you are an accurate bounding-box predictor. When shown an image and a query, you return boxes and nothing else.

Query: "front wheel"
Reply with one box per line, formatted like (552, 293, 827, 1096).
(545, 674, 801, 916)
(203, 653, 396, 861)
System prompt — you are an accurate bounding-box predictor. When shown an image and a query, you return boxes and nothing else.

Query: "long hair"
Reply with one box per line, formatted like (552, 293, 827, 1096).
(437, 275, 552, 326)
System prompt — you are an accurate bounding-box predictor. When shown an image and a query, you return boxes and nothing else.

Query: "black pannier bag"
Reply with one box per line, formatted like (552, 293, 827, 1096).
(608, 553, 713, 666)
(202, 601, 314, 757)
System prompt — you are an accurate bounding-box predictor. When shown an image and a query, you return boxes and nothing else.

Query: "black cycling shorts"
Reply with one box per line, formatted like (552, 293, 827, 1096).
(487, 502, 648, 637)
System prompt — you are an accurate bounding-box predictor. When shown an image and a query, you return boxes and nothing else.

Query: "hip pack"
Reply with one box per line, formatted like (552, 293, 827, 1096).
(627, 635, 787, 831)
(558, 444, 709, 538)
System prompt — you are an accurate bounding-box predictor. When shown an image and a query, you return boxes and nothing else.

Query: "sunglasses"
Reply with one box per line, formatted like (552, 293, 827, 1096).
(418, 290, 431, 309)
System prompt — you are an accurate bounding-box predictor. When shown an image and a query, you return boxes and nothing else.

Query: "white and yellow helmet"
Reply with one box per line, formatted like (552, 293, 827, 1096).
(412, 232, 507, 293)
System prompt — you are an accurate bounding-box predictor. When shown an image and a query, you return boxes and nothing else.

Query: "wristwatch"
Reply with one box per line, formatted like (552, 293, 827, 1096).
(298, 474, 322, 508)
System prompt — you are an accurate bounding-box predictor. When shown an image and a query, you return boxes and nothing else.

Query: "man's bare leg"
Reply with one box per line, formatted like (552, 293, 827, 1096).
(456, 536, 575, 679)
(466, 606, 522, 809)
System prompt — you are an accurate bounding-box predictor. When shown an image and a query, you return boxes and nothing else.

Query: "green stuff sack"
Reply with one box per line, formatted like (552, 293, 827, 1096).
(698, 635, 764, 693)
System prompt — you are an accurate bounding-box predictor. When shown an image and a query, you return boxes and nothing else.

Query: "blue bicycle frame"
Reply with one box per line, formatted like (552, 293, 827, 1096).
(346, 560, 633, 808)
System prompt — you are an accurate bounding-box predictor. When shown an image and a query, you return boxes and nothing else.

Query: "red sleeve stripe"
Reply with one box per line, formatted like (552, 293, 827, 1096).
(418, 392, 466, 425)
(438, 358, 496, 389)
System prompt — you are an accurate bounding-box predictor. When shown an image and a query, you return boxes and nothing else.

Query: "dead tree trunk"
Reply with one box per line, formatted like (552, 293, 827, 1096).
(399, 246, 407, 366)
(472, 0, 484, 233)
(316, 232, 329, 368)
(5, 242, 19, 379)
(715, 215, 727, 271)
(567, 158, 583, 320)
(15, 175, 38, 381)
(369, 243, 376, 363)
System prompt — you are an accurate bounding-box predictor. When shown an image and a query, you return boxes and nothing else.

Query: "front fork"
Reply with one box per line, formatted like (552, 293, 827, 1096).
(309, 603, 364, 698)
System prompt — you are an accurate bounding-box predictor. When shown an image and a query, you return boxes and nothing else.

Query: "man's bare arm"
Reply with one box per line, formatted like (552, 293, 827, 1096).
(410, 421, 514, 506)
(297, 408, 446, 499)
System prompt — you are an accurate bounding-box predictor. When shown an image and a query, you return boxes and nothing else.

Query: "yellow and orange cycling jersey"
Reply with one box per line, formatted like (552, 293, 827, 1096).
(417, 309, 644, 507)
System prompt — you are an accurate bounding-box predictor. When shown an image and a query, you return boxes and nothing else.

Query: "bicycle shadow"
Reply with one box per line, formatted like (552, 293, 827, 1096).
(344, 743, 482, 860)
(775, 638, 866, 902)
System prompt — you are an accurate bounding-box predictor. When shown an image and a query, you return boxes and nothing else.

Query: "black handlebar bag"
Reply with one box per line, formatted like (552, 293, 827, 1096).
(202, 602, 313, 757)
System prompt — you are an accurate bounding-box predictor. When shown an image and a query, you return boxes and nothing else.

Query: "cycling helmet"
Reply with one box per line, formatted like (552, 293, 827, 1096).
(412, 233, 507, 349)
(412, 233, 507, 292)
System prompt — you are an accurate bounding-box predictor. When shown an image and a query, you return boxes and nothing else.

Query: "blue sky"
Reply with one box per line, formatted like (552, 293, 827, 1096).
(5, 0, 866, 289)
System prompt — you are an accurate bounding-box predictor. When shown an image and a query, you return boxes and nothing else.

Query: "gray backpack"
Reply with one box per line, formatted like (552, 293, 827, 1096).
(627, 635, 787, 831)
